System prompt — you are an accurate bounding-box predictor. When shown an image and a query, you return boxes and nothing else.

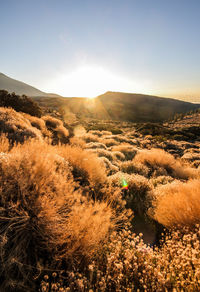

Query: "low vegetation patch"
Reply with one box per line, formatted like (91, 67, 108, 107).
(0, 109, 200, 291)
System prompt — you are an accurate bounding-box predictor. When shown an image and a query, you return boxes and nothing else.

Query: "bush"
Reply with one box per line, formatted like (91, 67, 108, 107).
(112, 144, 138, 160)
(0, 107, 43, 144)
(152, 179, 200, 228)
(0, 139, 116, 291)
(0, 90, 42, 117)
(133, 148, 200, 179)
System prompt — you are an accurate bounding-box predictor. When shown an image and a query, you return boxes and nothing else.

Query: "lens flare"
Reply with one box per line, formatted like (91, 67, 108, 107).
(121, 178, 128, 190)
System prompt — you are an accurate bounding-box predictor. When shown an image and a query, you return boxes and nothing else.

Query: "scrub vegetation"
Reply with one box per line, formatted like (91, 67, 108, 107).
(0, 99, 200, 291)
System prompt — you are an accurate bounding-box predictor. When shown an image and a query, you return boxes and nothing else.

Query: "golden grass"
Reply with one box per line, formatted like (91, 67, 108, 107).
(0, 139, 116, 290)
(153, 179, 200, 228)
(133, 148, 200, 179)
(0, 107, 43, 143)
(112, 143, 138, 160)
(0, 134, 10, 152)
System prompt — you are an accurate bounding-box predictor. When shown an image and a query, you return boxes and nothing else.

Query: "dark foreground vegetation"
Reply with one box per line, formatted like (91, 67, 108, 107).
(0, 94, 200, 291)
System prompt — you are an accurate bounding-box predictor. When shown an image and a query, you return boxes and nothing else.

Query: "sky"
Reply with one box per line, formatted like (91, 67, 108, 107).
(1, 0, 200, 99)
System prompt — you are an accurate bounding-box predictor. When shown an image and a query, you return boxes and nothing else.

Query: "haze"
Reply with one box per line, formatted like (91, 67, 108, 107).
(1, 0, 200, 100)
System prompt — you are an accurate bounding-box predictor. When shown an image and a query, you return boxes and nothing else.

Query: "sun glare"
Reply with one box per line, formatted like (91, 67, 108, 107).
(44, 65, 150, 97)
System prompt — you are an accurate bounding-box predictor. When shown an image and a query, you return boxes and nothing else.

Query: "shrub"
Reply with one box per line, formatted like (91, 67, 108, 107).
(42, 115, 69, 144)
(0, 139, 115, 290)
(40, 226, 200, 291)
(109, 172, 152, 217)
(112, 150, 126, 161)
(0, 134, 10, 152)
(22, 113, 51, 137)
(69, 136, 86, 148)
(85, 141, 107, 150)
(0, 107, 42, 144)
(0, 90, 42, 117)
(86, 148, 115, 162)
(82, 133, 100, 143)
(133, 148, 200, 179)
(100, 138, 118, 147)
(58, 145, 108, 198)
(42, 115, 63, 129)
(112, 144, 138, 160)
(98, 156, 119, 175)
(152, 179, 200, 228)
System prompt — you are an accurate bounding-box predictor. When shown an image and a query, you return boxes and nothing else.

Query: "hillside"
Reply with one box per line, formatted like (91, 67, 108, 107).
(0, 72, 61, 97)
(1, 73, 200, 122)
(97, 91, 200, 122)
(35, 91, 200, 123)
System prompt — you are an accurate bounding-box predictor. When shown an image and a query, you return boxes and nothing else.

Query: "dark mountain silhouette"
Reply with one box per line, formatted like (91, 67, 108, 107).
(97, 91, 200, 122)
(1, 73, 199, 122)
(34, 91, 200, 123)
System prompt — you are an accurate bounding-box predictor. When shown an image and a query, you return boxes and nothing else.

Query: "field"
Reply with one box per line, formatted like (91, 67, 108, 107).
(0, 104, 200, 291)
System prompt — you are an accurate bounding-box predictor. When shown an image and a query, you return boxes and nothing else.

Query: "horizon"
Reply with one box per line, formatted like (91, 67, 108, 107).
(1, 0, 200, 100)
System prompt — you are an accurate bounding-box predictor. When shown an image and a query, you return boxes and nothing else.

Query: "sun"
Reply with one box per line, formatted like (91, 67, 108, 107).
(44, 65, 149, 97)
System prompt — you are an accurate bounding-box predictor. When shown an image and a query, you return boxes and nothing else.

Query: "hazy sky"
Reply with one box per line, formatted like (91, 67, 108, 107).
(1, 0, 200, 99)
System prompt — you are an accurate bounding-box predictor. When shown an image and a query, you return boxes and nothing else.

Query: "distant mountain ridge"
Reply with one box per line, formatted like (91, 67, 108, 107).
(0, 72, 61, 97)
(1, 72, 200, 122)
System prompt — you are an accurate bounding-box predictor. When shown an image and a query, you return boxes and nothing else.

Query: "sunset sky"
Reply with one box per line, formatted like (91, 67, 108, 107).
(1, 0, 200, 99)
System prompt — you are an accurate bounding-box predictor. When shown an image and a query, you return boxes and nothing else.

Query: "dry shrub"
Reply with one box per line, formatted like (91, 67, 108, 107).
(69, 136, 86, 148)
(58, 145, 107, 195)
(86, 148, 115, 162)
(182, 151, 200, 162)
(42, 115, 63, 129)
(112, 150, 126, 161)
(150, 175, 174, 187)
(41, 226, 200, 291)
(0, 134, 10, 152)
(109, 172, 152, 217)
(85, 141, 107, 150)
(133, 148, 200, 179)
(42, 115, 69, 144)
(112, 144, 138, 160)
(112, 134, 137, 145)
(22, 113, 51, 137)
(101, 130, 112, 136)
(98, 156, 119, 175)
(82, 133, 100, 143)
(153, 179, 200, 228)
(0, 139, 115, 290)
(0, 107, 43, 144)
(100, 138, 118, 147)
(54, 126, 69, 143)
(120, 160, 149, 176)
(88, 130, 102, 137)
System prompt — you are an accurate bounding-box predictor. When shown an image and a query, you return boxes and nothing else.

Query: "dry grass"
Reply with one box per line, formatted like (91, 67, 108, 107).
(153, 179, 200, 228)
(57, 145, 108, 197)
(82, 133, 100, 143)
(42, 115, 63, 129)
(86, 148, 115, 162)
(133, 148, 200, 179)
(40, 227, 200, 291)
(0, 134, 10, 152)
(85, 141, 107, 150)
(1, 109, 200, 291)
(0, 139, 116, 291)
(112, 144, 138, 160)
(109, 172, 152, 217)
(99, 138, 119, 147)
(0, 107, 43, 144)
(69, 136, 86, 148)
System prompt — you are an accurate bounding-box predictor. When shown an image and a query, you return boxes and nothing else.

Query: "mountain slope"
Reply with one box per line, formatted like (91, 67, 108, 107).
(1, 73, 199, 122)
(97, 91, 200, 122)
(0, 73, 61, 97)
